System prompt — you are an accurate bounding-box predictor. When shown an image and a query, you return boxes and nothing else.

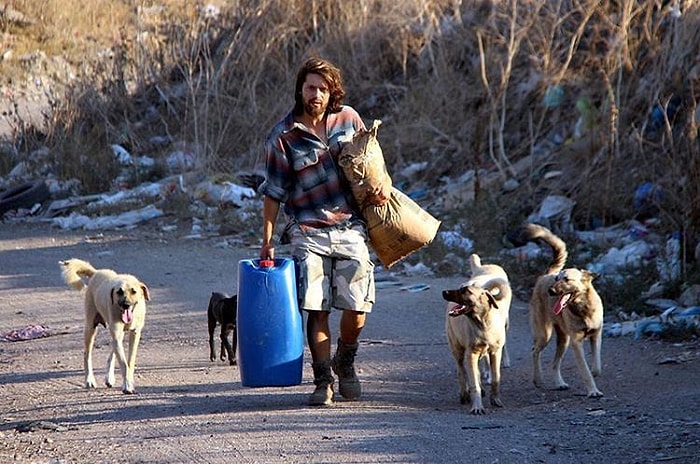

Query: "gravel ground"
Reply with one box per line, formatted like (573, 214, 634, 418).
(0, 221, 699, 464)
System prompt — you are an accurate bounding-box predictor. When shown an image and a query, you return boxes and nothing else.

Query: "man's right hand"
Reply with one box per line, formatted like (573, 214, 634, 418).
(260, 244, 275, 260)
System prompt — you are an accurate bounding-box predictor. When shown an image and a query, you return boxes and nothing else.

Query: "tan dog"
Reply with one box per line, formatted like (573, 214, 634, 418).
(443, 277, 509, 415)
(60, 258, 150, 394)
(519, 223, 604, 398)
(464, 253, 512, 382)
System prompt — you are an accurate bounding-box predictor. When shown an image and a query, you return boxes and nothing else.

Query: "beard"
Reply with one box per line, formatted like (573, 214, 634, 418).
(304, 100, 326, 118)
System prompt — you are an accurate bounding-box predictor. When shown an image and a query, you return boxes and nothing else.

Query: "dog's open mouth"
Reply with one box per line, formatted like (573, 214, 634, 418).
(552, 293, 571, 315)
(121, 305, 134, 324)
(448, 304, 469, 317)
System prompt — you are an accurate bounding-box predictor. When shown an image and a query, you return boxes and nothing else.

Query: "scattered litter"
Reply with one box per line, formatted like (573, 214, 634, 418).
(587, 240, 655, 278)
(526, 195, 576, 234)
(505, 242, 542, 262)
(603, 306, 700, 339)
(52, 204, 164, 230)
(2, 324, 51, 341)
(658, 352, 695, 364)
(220, 181, 257, 206)
(439, 230, 474, 253)
(87, 182, 162, 208)
(400, 262, 435, 276)
(398, 162, 428, 179)
(111, 144, 132, 165)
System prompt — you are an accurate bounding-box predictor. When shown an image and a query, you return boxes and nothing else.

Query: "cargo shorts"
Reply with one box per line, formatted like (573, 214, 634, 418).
(289, 220, 375, 313)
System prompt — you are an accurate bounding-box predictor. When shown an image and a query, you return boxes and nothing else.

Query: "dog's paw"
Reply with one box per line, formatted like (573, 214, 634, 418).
(122, 388, 135, 395)
(490, 397, 504, 408)
(587, 389, 603, 398)
(229, 359, 237, 366)
(470, 406, 486, 415)
(555, 384, 570, 391)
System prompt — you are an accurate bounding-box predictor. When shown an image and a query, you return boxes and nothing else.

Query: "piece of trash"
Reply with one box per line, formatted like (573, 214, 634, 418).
(1, 324, 50, 341)
(543, 85, 564, 108)
(657, 355, 692, 365)
(111, 144, 132, 165)
(439, 230, 474, 253)
(634, 320, 665, 339)
(401, 283, 430, 292)
(16, 420, 71, 433)
(52, 204, 164, 230)
(375, 280, 402, 289)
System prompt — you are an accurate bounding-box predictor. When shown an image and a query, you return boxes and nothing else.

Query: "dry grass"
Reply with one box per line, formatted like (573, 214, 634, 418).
(2, 0, 700, 285)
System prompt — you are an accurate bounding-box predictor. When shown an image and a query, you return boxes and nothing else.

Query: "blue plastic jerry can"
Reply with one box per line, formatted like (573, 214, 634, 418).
(236, 258, 303, 387)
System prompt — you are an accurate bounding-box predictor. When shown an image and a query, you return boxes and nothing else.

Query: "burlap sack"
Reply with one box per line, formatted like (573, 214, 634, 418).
(338, 119, 392, 208)
(363, 187, 441, 269)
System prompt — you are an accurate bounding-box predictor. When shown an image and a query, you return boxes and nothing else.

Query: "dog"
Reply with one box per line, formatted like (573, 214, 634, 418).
(443, 273, 509, 414)
(60, 258, 150, 394)
(518, 223, 604, 398)
(463, 253, 512, 383)
(207, 292, 238, 365)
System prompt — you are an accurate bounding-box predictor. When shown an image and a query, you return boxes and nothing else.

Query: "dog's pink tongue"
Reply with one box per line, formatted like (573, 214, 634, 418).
(122, 308, 133, 324)
(552, 294, 570, 315)
(448, 304, 467, 317)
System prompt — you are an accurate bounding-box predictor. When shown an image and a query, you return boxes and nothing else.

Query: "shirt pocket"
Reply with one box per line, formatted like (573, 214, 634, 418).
(289, 148, 329, 191)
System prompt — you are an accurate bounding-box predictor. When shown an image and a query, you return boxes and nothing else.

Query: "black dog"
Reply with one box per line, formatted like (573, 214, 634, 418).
(207, 292, 238, 365)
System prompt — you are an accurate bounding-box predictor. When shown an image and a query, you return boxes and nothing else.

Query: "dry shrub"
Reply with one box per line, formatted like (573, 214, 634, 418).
(3, 0, 700, 275)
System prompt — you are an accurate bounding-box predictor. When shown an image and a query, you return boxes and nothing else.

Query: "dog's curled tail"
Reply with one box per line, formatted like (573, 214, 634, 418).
(59, 258, 97, 291)
(480, 277, 511, 303)
(518, 223, 568, 275)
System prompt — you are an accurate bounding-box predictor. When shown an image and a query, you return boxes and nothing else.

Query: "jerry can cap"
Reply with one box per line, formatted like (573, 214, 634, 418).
(259, 259, 274, 268)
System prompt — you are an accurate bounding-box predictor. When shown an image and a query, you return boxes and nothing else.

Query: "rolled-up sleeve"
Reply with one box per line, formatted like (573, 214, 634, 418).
(258, 133, 290, 202)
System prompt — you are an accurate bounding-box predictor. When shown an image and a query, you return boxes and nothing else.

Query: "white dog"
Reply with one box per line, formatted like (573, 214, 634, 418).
(463, 254, 512, 383)
(60, 258, 150, 394)
(443, 283, 509, 414)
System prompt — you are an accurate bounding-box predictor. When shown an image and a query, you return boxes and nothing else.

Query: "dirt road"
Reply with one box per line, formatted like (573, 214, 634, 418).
(1, 221, 698, 464)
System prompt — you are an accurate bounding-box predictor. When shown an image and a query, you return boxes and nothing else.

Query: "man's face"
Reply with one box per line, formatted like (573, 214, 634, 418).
(302, 73, 330, 118)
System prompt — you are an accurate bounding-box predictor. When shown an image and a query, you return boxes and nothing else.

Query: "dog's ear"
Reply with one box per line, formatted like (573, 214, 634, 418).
(485, 290, 499, 309)
(111, 287, 116, 305)
(582, 269, 599, 282)
(141, 284, 151, 301)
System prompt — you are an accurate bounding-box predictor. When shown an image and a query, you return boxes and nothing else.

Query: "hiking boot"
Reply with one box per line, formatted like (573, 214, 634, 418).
(331, 338, 361, 400)
(309, 361, 334, 406)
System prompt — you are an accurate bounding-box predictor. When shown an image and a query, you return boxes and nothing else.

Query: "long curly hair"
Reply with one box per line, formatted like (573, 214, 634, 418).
(293, 57, 346, 116)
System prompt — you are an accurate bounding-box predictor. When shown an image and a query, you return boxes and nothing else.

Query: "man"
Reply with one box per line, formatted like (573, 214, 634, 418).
(258, 57, 388, 406)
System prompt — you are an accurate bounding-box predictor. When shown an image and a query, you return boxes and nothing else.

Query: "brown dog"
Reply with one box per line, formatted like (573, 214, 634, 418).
(60, 258, 150, 394)
(443, 279, 509, 415)
(519, 223, 604, 397)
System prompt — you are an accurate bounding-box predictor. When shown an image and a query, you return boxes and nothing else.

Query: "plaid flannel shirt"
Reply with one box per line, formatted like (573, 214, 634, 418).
(259, 105, 366, 227)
